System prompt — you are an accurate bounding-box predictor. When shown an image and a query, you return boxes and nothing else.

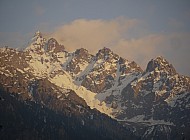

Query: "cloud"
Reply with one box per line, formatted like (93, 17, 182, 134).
(49, 17, 140, 53)
(112, 33, 166, 66)
(47, 18, 190, 76)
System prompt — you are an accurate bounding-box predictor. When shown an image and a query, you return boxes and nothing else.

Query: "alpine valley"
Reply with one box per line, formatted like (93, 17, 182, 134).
(0, 31, 190, 140)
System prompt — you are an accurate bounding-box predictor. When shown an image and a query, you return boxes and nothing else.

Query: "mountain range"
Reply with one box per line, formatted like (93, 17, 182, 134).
(0, 31, 190, 140)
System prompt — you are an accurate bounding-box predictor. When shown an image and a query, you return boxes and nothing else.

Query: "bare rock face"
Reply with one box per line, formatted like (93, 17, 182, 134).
(80, 48, 142, 93)
(146, 56, 176, 75)
(65, 48, 93, 76)
(47, 38, 65, 53)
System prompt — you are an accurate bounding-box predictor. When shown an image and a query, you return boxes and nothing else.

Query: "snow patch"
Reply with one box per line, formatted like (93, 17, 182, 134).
(118, 115, 174, 126)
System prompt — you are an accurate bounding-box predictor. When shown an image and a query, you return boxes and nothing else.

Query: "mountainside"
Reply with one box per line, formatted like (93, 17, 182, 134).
(0, 31, 190, 139)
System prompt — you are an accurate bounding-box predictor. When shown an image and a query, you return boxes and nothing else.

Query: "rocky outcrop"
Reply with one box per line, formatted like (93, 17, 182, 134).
(47, 38, 65, 53)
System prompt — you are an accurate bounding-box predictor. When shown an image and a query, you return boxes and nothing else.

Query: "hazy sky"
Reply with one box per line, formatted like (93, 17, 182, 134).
(0, 0, 190, 76)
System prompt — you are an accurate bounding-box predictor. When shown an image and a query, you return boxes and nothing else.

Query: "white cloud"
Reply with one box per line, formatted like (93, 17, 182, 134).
(49, 17, 140, 53)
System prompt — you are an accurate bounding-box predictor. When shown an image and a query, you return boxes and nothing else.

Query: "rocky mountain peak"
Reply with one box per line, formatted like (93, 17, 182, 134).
(96, 47, 114, 60)
(25, 31, 46, 54)
(47, 38, 59, 50)
(146, 56, 176, 75)
(47, 38, 65, 53)
(34, 30, 42, 38)
(154, 56, 168, 64)
(75, 48, 89, 56)
(98, 47, 112, 53)
(31, 31, 46, 45)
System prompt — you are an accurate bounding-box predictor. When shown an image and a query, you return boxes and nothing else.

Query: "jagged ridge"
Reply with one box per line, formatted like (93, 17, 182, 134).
(0, 31, 190, 139)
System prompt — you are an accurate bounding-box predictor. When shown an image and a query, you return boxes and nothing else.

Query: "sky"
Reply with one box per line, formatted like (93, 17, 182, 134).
(0, 0, 190, 76)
